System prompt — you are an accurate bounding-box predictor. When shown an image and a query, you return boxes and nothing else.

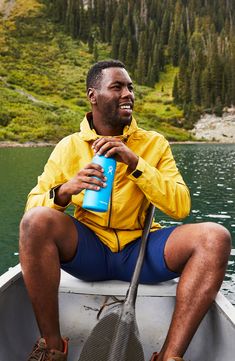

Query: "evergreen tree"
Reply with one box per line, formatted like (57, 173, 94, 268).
(191, 69, 201, 105)
(126, 39, 133, 71)
(177, 55, 191, 105)
(54, 0, 67, 23)
(172, 75, 179, 104)
(111, 7, 123, 59)
(201, 66, 211, 109)
(65, 0, 80, 38)
(51, 0, 235, 109)
(93, 40, 99, 62)
(118, 36, 128, 64)
(230, 38, 235, 105)
(150, 43, 160, 84)
(88, 35, 94, 54)
(136, 31, 147, 84)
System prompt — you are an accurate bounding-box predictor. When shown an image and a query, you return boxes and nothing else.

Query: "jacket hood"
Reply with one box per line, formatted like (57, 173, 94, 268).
(79, 112, 139, 142)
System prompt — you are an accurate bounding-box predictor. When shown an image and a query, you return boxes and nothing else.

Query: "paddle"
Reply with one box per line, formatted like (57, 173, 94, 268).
(78, 203, 155, 361)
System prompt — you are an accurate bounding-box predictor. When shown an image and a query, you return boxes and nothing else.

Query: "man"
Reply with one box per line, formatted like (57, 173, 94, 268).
(19, 60, 231, 361)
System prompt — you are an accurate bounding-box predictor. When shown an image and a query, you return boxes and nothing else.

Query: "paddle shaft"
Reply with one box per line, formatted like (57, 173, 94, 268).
(126, 203, 155, 306)
(78, 203, 155, 361)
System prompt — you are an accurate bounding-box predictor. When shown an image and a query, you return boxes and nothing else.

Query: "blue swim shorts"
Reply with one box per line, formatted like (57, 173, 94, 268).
(61, 217, 179, 284)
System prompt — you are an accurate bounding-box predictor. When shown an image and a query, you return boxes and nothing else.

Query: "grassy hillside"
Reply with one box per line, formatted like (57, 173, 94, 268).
(0, 0, 192, 142)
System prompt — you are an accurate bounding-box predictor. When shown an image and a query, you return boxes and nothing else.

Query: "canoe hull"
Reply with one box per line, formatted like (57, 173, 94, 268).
(0, 265, 235, 361)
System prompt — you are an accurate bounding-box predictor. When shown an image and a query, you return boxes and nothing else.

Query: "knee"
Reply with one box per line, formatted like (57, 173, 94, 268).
(200, 222, 231, 262)
(19, 207, 56, 246)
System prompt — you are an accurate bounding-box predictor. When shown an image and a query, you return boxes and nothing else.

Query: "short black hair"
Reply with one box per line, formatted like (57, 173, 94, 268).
(86, 60, 126, 90)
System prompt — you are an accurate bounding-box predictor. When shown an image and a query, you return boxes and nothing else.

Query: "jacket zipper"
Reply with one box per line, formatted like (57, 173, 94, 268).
(107, 189, 113, 228)
(107, 190, 120, 252)
(114, 229, 120, 252)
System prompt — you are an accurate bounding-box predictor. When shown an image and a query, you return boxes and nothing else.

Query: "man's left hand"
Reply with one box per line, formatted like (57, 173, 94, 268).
(92, 137, 138, 172)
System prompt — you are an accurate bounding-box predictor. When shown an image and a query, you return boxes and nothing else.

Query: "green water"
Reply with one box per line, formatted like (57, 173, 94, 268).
(0, 144, 234, 304)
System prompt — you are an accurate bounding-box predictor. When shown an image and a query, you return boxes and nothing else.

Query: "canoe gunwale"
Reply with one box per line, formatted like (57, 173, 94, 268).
(214, 291, 235, 325)
(0, 264, 21, 294)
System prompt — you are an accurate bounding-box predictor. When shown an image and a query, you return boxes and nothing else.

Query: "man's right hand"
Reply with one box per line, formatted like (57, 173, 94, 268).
(54, 163, 107, 207)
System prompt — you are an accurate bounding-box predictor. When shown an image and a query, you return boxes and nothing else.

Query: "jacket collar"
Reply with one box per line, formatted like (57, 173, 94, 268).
(79, 112, 138, 141)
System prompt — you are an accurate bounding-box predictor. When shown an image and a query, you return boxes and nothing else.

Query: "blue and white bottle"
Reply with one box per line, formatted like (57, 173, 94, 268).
(82, 154, 116, 212)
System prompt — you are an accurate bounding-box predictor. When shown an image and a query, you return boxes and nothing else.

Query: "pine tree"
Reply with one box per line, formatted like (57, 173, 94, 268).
(191, 69, 201, 105)
(97, 0, 106, 41)
(230, 37, 235, 105)
(150, 43, 160, 84)
(118, 36, 128, 64)
(172, 75, 179, 104)
(111, 8, 122, 59)
(201, 66, 211, 109)
(177, 55, 190, 105)
(65, 0, 80, 38)
(93, 40, 99, 62)
(54, 0, 67, 23)
(88, 35, 94, 54)
(126, 39, 133, 71)
(136, 31, 147, 84)
(208, 41, 223, 106)
(51, 0, 235, 107)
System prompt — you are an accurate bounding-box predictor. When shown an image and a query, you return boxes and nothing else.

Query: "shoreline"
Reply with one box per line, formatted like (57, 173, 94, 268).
(0, 141, 56, 148)
(0, 140, 235, 148)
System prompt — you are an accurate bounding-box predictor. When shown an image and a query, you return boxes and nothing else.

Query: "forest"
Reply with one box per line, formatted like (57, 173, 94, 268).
(0, 0, 234, 141)
(52, 0, 235, 119)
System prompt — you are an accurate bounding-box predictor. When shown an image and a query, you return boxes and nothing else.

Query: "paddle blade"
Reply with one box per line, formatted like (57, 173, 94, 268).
(78, 306, 144, 361)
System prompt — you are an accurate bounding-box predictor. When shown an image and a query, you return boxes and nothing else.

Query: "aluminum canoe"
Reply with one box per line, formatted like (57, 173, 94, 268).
(0, 264, 235, 361)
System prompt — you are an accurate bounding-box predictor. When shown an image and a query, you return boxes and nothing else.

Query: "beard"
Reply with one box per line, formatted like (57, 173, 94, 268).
(100, 101, 133, 129)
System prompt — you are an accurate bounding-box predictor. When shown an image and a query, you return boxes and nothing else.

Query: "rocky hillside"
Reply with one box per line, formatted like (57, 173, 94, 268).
(191, 108, 235, 143)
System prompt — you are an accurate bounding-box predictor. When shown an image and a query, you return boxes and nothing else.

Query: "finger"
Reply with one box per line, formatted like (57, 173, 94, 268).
(80, 181, 101, 191)
(95, 141, 123, 156)
(84, 175, 107, 186)
(92, 137, 122, 153)
(82, 176, 107, 190)
(104, 146, 126, 159)
(83, 167, 107, 181)
(84, 163, 104, 172)
(103, 147, 119, 158)
(92, 138, 107, 151)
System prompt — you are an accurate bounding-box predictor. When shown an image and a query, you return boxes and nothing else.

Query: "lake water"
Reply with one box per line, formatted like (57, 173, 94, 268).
(0, 144, 234, 304)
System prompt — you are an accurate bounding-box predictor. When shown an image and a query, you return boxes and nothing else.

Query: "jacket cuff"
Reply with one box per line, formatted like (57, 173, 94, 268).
(48, 185, 70, 211)
(127, 156, 145, 180)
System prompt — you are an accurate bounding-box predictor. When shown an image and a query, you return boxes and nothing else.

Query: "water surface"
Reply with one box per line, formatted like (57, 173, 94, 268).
(0, 144, 234, 303)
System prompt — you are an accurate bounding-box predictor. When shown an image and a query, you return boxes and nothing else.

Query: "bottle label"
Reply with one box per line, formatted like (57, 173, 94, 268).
(107, 165, 114, 175)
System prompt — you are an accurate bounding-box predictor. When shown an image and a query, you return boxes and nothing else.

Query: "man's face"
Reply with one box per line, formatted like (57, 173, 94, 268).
(92, 67, 135, 128)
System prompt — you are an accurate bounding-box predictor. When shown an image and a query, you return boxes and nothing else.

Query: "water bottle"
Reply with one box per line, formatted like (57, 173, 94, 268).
(82, 154, 116, 212)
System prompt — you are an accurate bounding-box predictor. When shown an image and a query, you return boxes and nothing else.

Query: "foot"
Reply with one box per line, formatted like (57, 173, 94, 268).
(27, 337, 69, 361)
(150, 352, 159, 361)
(150, 353, 184, 361)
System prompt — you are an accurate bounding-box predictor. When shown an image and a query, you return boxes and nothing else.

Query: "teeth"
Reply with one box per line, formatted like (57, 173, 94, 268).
(120, 105, 131, 109)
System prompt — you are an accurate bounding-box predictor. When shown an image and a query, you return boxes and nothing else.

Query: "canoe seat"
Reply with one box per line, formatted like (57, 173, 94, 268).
(60, 270, 178, 297)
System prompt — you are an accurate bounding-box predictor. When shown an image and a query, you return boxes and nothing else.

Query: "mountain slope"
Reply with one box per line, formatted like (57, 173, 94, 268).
(0, 0, 191, 142)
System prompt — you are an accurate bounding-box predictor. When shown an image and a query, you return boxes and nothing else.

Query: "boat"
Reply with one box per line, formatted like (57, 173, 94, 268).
(0, 263, 235, 361)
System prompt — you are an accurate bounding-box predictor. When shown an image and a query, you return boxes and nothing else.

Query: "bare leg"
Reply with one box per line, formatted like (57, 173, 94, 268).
(154, 222, 231, 361)
(19, 207, 78, 351)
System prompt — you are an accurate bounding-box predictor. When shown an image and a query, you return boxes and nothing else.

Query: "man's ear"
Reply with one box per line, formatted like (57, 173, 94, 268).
(87, 88, 97, 105)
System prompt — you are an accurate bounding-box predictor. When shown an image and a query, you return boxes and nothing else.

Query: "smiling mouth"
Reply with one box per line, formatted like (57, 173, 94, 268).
(119, 103, 133, 110)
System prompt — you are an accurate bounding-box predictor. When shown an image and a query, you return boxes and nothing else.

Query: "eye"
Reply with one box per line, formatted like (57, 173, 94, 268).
(112, 84, 121, 90)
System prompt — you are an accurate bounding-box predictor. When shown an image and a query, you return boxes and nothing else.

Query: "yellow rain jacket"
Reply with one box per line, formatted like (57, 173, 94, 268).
(26, 114, 191, 252)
